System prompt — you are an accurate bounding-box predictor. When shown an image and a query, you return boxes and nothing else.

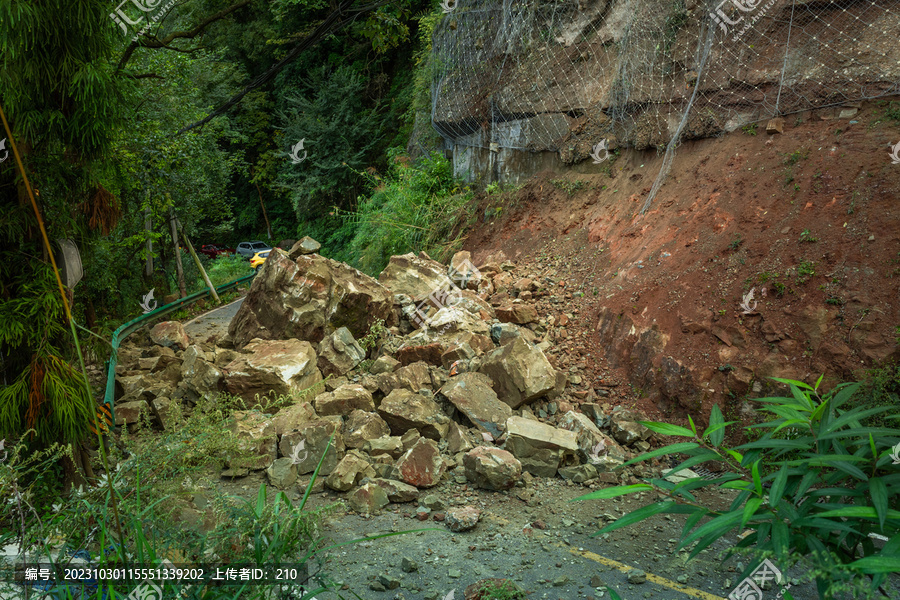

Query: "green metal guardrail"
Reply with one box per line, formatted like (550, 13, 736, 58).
(102, 272, 256, 421)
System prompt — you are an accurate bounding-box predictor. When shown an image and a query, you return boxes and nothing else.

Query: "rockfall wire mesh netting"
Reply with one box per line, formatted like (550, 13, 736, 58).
(429, 0, 900, 203)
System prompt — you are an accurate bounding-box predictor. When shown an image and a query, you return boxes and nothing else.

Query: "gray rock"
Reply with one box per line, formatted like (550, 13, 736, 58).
(317, 327, 366, 377)
(222, 339, 323, 409)
(439, 372, 512, 438)
(463, 447, 522, 490)
(288, 236, 321, 258)
(266, 457, 298, 488)
(478, 338, 556, 408)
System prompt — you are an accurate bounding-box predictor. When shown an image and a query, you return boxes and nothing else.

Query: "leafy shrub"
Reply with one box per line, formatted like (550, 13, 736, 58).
(203, 254, 254, 288)
(339, 149, 473, 275)
(575, 377, 900, 599)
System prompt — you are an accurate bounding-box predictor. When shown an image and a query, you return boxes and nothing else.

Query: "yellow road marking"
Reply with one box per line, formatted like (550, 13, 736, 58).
(569, 547, 726, 600)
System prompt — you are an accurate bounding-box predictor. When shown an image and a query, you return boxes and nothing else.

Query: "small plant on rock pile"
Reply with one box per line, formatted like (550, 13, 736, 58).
(574, 376, 900, 599)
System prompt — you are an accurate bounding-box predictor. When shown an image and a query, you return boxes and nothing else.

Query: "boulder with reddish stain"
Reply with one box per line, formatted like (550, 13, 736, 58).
(314, 384, 375, 416)
(377, 389, 450, 441)
(446, 506, 481, 532)
(150, 321, 190, 351)
(222, 339, 323, 408)
(495, 302, 539, 324)
(463, 447, 521, 491)
(347, 482, 389, 514)
(229, 249, 394, 347)
(394, 438, 445, 488)
(438, 372, 511, 439)
(478, 337, 557, 408)
(342, 410, 391, 448)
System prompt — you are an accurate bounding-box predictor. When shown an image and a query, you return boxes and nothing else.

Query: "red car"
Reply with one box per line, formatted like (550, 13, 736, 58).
(198, 245, 234, 259)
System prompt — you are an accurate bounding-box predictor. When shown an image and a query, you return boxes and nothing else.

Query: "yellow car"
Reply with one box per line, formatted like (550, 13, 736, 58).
(250, 249, 271, 271)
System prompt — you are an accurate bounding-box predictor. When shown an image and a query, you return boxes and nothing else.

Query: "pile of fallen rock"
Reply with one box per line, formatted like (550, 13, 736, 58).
(112, 237, 657, 520)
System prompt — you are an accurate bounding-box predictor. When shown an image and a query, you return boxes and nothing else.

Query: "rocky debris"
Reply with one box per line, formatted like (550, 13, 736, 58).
(374, 362, 431, 395)
(362, 436, 404, 458)
(377, 388, 450, 441)
(343, 410, 391, 448)
(229, 250, 393, 347)
(222, 339, 323, 407)
(505, 416, 578, 478)
(347, 482, 389, 514)
(180, 346, 223, 398)
(266, 457, 298, 488)
(317, 327, 366, 377)
(478, 338, 556, 409)
(228, 411, 278, 470)
(279, 418, 344, 475)
(438, 372, 512, 438)
(627, 569, 647, 584)
(271, 401, 318, 437)
(395, 438, 445, 488)
(490, 322, 536, 346)
(114, 400, 149, 426)
(288, 236, 321, 258)
(609, 409, 651, 446)
(369, 355, 400, 374)
(149, 321, 190, 351)
(325, 450, 376, 492)
(495, 302, 538, 324)
(446, 506, 481, 532)
(367, 478, 419, 502)
(378, 252, 451, 301)
(558, 463, 598, 483)
(313, 384, 375, 416)
(463, 447, 521, 490)
(557, 411, 624, 465)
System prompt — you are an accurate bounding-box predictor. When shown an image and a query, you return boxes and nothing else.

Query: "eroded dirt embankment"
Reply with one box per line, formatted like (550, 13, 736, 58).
(463, 101, 900, 427)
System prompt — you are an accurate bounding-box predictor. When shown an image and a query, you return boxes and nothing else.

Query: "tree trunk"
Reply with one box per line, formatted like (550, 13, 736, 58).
(169, 206, 187, 297)
(256, 183, 273, 240)
(177, 218, 220, 304)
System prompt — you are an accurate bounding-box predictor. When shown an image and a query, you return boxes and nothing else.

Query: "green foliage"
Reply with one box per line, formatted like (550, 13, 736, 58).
(742, 123, 758, 136)
(473, 579, 527, 599)
(784, 148, 810, 166)
(800, 229, 819, 243)
(574, 378, 900, 599)
(851, 363, 900, 430)
(550, 178, 586, 197)
(881, 101, 900, 122)
(728, 235, 744, 252)
(203, 255, 255, 289)
(796, 260, 816, 284)
(359, 318, 389, 353)
(276, 65, 384, 217)
(338, 150, 473, 275)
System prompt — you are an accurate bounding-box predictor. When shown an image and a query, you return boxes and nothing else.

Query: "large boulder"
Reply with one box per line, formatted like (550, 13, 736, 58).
(495, 302, 538, 324)
(395, 438, 445, 488)
(317, 327, 366, 376)
(279, 418, 344, 475)
(367, 478, 419, 503)
(180, 346, 223, 398)
(313, 384, 375, 416)
(325, 450, 376, 492)
(347, 483, 389, 514)
(288, 236, 321, 258)
(610, 409, 652, 445)
(378, 253, 451, 301)
(478, 338, 556, 408)
(149, 321, 190, 351)
(222, 339, 323, 407)
(343, 410, 392, 448)
(557, 411, 624, 464)
(463, 447, 521, 490)
(272, 401, 318, 437)
(377, 389, 450, 441)
(504, 416, 578, 478)
(228, 411, 278, 470)
(229, 250, 394, 347)
(438, 373, 512, 438)
(374, 362, 432, 395)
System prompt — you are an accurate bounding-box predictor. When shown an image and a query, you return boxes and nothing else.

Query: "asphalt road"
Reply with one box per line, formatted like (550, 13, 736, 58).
(183, 296, 245, 342)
